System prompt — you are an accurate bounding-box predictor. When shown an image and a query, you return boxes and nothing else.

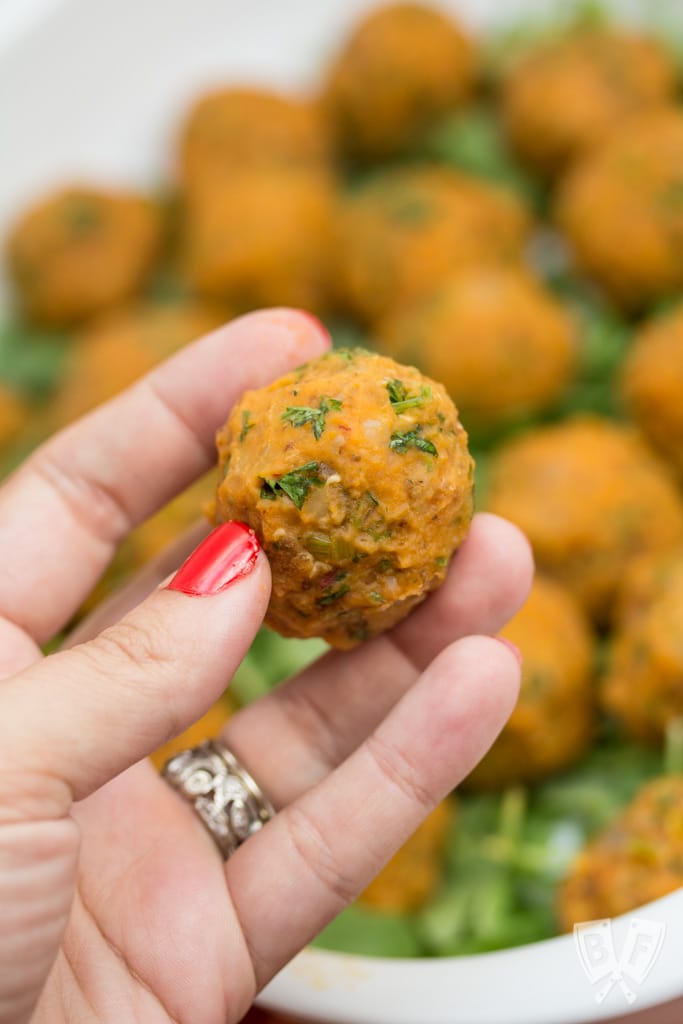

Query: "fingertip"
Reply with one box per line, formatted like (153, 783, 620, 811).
(461, 511, 534, 608)
(233, 307, 332, 364)
(437, 632, 522, 737)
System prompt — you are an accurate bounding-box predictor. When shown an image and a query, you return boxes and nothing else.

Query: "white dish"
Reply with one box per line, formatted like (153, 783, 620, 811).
(1, 1, 682, 1020)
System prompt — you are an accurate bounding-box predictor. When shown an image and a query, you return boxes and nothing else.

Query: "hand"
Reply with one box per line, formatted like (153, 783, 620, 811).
(0, 309, 532, 1024)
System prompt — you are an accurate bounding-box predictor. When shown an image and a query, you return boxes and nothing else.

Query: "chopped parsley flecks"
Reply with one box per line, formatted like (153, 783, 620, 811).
(369, 591, 384, 604)
(436, 556, 448, 568)
(378, 558, 393, 573)
(317, 571, 350, 607)
(389, 425, 438, 457)
(239, 410, 254, 442)
(260, 461, 324, 510)
(386, 379, 432, 413)
(281, 395, 342, 441)
(317, 583, 351, 606)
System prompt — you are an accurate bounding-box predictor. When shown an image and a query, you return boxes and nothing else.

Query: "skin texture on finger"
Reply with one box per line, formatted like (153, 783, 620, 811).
(0, 551, 271, 815)
(226, 634, 521, 988)
(0, 309, 329, 647)
(64, 519, 211, 649)
(35, 764, 254, 1024)
(223, 513, 533, 806)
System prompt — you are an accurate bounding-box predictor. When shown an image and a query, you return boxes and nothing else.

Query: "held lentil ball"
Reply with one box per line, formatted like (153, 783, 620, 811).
(335, 166, 529, 325)
(465, 576, 595, 790)
(621, 303, 683, 479)
(178, 87, 330, 189)
(55, 302, 225, 423)
(376, 266, 577, 431)
(5, 186, 164, 327)
(181, 166, 334, 314)
(486, 416, 683, 624)
(556, 108, 683, 310)
(502, 30, 676, 177)
(359, 799, 454, 913)
(215, 349, 474, 649)
(323, 2, 475, 161)
(602, 550, 683, 744)
(558, 775, 683, 927)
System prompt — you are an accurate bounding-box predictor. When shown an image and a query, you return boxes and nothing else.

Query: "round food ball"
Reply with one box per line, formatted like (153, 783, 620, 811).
(323, 2, 475, 161)
(335, 165, 529, 325)
(376, 266, 577, 431)
(181, 166, 334, 314)
(602, 550, 683, 743)
(5, 186, 164, 327)
(558, 775, 683, 927)
(359, 799, 454, 913)
(54, 302, 224, 424)
(556, 108, 683, 309)
(215, 348, 474, 648)
(466, 576, 595, 790)
(178, 87, 330, 189)
(486, 416, 683, 623)
(502, 29, 676, 177)
(621, 303, 683, 478)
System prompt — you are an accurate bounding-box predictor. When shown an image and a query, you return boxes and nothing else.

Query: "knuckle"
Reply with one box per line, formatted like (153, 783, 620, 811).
(284, 803, 357, 907)
(366, 732, 434, 814)
(92, 612, 174, 676)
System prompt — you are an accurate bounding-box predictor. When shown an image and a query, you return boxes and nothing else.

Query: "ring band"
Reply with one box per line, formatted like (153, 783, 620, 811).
(162, 739, 275, 859)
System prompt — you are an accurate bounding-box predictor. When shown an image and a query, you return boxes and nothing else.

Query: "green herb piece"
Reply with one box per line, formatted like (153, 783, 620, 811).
(436, 556, 448, 568)
(317, 583, 350, 606)
(281, 395, 342, 441)
(260, 461, 324, 510)
(369, 591, 384, 604)
(304, 531, 333, 559)
(239, 410, 254, 442)
(386, 379, 432, 413)
(389, 426, 438, 457)
(317, 572, 350, 607)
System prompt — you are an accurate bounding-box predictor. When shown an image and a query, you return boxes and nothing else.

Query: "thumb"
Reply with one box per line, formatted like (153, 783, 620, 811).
(0, 522, 270, 817)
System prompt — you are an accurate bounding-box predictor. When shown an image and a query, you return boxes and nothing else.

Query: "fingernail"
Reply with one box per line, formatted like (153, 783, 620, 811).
(166, 522, 260, 596)
(494, 636, 523, 666)
(295, 310, 332, 343)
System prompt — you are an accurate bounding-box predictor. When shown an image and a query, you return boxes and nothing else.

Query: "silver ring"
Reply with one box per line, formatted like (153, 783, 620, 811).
(162, 740, 275, 859)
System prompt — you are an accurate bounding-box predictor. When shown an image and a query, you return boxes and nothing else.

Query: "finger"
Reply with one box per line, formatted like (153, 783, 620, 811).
(64, 519, 211, 648)
(226, 635, 521, 986)
(0, 523, 270, 816)
(0, 309, 329, 644)
(223, 513, 533, 806)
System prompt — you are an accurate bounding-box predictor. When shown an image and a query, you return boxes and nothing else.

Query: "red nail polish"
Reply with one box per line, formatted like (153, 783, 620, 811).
(494, 636, 523, 666)
(166, 522, 260, 596)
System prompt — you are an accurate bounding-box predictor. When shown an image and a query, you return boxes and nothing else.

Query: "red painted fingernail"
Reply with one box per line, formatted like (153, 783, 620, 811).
(494, 636, 523, 666)
(166, 522, 260, 596)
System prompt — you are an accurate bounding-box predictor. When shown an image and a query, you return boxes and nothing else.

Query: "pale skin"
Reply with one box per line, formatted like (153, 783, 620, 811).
(0, 309, 532, 1024)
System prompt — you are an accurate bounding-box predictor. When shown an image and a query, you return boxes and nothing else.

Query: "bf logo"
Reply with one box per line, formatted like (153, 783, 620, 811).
(574, 917, 666, 1004)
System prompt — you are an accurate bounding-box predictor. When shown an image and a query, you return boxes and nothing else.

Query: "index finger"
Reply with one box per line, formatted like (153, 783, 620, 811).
(0, 309, 329, 643)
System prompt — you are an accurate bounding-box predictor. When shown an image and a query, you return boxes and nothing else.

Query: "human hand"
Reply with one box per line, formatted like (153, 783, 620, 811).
(0, 310, 532, 1024)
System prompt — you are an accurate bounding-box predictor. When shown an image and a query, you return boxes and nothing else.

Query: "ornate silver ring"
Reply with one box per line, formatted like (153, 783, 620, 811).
(162, 739, 275, 859)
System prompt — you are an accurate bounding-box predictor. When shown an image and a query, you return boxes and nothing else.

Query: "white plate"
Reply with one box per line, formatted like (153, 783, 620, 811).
(2, 1, 682, 1021)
